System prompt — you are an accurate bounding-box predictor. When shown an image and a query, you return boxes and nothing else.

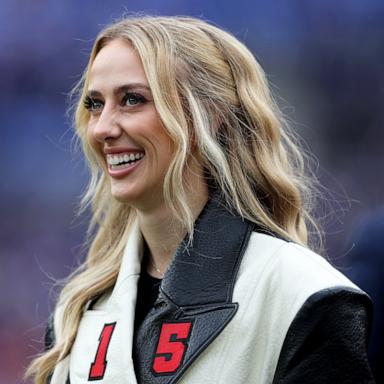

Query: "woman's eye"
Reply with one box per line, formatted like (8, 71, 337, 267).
(123, 92, 147, 106)
(83, 96, 104, 112)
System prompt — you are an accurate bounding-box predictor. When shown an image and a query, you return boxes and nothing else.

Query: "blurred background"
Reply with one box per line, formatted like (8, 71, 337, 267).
(1, 1, 383, 383)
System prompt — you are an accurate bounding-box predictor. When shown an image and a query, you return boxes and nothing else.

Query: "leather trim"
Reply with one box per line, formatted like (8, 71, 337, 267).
(161, 193, 254, 306)
(272, 287, 375, 384)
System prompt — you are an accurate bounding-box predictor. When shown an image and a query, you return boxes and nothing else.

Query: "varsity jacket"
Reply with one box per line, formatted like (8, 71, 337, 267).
(46, 195, 374, 383)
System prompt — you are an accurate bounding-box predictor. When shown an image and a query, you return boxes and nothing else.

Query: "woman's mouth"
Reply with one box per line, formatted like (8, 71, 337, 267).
(105, 151, 145, 178)
(106, 152, 145, 170)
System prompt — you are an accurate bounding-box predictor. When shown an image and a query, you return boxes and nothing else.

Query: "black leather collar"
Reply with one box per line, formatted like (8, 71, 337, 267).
(161, 193, 254, 307)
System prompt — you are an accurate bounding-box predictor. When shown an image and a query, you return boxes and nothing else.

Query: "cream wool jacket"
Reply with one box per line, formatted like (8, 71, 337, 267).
(48, 196, 374, 383)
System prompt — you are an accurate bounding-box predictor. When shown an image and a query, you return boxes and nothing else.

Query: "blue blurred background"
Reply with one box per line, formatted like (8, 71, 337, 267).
(1, 1, 383, 383)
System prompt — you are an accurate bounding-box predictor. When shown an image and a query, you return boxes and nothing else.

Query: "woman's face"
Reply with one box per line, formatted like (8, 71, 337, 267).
(86, 38, 174, 211)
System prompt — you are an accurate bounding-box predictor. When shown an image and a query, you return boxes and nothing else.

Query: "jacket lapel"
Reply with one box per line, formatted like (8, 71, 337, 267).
(133, 194, 254, 383)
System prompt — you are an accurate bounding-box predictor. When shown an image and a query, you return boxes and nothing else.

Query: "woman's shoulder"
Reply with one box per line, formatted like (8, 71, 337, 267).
(235, 230, 368, 320)
(231, 231, 374, 383)
(240, 231, 360, 292)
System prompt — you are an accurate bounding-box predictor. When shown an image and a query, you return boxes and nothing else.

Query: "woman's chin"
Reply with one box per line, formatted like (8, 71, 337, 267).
(110, 188, 154, 210)
(110, 187, 141, 205)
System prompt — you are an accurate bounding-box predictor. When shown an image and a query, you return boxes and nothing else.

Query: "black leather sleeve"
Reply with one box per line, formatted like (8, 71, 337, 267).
(272, 287, 375, 384)
(43, 314, 55, 384)
(44, 313, 55, 351)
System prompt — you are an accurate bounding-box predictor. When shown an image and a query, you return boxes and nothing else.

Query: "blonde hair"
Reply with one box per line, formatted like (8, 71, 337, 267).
(27, 15, 321, 383)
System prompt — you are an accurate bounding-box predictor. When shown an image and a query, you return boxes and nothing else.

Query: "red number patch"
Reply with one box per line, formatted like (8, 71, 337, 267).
(153, 322, 193, 374)
(88, 322, 116, 380)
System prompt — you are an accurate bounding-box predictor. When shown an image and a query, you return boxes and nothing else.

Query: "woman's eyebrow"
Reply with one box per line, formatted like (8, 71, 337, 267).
(87, 83, 151, 98)
(115, 83, 151, 94)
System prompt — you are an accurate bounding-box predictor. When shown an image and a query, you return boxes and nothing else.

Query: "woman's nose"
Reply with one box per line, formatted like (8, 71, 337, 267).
(91, 107, 122, 143)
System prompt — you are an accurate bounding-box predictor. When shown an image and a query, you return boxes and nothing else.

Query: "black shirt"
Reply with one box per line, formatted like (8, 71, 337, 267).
(134, 265, 162, 332)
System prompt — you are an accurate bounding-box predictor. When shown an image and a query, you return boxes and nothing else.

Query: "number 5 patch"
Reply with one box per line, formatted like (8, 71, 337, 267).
(152, 321, 193, 375)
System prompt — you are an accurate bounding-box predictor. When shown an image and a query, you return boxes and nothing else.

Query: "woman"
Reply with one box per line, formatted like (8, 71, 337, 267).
(27, 16, 374, 383)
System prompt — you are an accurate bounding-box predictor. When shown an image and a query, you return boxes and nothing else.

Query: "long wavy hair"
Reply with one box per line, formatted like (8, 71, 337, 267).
(26, 15, 321, 383)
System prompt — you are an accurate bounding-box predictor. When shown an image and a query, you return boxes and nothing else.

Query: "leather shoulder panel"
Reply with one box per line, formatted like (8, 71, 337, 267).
(273, 287, 375, 383)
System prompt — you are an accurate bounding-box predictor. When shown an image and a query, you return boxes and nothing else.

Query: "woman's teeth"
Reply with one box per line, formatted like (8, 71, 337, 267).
(107, 152, 144, 169)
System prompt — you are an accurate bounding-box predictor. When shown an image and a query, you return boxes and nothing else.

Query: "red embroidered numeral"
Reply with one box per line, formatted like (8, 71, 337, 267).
(153, 322, 193, 374)
(88, 322, 116, 380)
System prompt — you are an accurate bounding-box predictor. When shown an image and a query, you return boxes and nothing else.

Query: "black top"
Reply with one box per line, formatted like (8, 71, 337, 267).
(134, 268, 162, 332)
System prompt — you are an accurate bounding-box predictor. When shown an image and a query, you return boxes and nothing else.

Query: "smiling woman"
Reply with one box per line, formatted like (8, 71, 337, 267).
(26, 15, 374, 384)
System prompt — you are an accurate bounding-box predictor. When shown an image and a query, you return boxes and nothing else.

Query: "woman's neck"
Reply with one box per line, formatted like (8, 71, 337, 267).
(137, 178, 208, 278)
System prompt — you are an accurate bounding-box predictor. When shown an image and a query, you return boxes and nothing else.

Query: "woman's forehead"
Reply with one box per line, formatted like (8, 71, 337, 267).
(88, 39, 149, 92)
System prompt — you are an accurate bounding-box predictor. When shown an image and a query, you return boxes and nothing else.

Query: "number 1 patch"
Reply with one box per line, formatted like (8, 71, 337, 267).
(88, 322, 116, 380)
(152, 321, 193, 375)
